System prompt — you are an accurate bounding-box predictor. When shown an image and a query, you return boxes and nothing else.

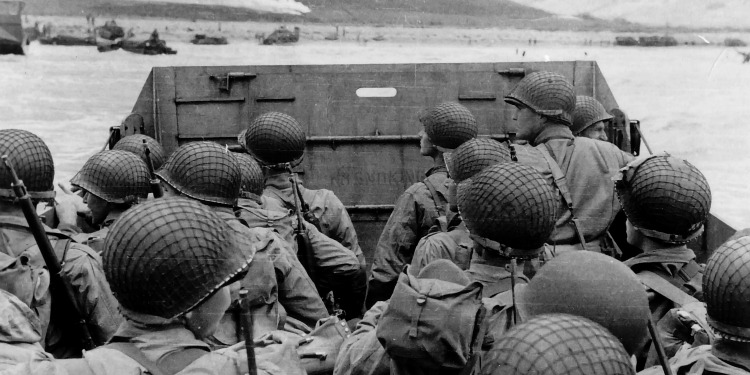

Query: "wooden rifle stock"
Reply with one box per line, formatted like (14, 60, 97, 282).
(1, 155, 96, 350)
(142, 139, 163, 198)
(288, 166, 318, 288)
(239, 289, 258, 375)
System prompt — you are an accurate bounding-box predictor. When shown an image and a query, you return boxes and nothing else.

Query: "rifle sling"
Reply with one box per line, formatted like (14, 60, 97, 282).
(638, 270, 700, 307)
(423, 177, 446, 218)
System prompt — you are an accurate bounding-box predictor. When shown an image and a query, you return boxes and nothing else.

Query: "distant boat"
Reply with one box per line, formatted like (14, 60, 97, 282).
(39, 34, 96, 46)
(263, 26, 299, 45)
(98, 29, 176, 55)
(191, 34, 228, 45)
(372, 35, 385, 42)
(0, 0, 27, 55)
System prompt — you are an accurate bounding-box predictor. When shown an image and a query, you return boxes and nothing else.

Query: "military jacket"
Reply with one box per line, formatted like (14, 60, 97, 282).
(3, 321, 306, 375)
(210, 212, 328, 346)
(0, 215, 122, 359)
(0, 290, 54, 371)
(366, 166, 449, 307)
(637, 343, 750, 375)
(263, 173, 364, 267)
(410, 220, 472, 274)
(517, 125, 633, 245)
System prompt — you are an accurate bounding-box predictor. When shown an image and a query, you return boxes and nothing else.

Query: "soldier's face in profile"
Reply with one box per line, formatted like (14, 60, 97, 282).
(512, 105, 543, 141)
(82, 191, 109, 225)
(418, 129, 438, 157)
(581, 121, 608, 142)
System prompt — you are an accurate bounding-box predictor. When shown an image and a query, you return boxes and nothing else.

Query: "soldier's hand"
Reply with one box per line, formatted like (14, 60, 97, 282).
(55, 183, 90, 226)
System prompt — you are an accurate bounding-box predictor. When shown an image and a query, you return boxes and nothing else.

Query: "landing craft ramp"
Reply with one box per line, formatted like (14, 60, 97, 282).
(119, 61, 734, 265)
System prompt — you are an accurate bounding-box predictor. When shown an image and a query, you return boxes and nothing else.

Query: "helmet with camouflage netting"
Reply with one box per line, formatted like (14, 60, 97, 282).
(155, 141, 241, 206)
(571, 96, 613, 136)
(516, 251, 649, 355)
(614, 154, 711, 244)
(103, 197, 254, 319)
(504, 71, 576, 126)
(481, 314, 635, 375)
(235, 153, 265, 198)
(457, 162, 556, 256)
(112, 134, 167, 170)
(419, 102, 478, 149)
(0, 129, 55, 201)
(703, 236, 750, 342)
(70, 150, 150, 204)
(243, 112, 306, 165)
(446, 138, 511, 183)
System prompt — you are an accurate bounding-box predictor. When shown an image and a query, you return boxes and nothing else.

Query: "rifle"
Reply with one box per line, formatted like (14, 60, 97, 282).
(239, 289, 258, 375)
(287, 164, 318, 289)
(143, 139, 163, 198)
(1, 155, 96, 350)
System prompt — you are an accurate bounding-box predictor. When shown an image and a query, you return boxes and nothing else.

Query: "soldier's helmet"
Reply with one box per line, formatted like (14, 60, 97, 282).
(458, 162, 556, 256)
(0, 129, 55, 201)
(703, 236, 750, 342)
(571, 96, 613, 136)
(481, 314, 634, 375)
(446, 138, 511, 183)
(112, 134, 167, 170)
(155, 141, 241, 207)
(419, 102, 478, 149)
(70, 150, 150, 204)
(243, 112, 306, 165)
(504, 71, 576, 126)
(614, 154, 711, 244)
(235, 153, 265, 198)
(516, 251, 649, 355)
(103, 197, 254, 319)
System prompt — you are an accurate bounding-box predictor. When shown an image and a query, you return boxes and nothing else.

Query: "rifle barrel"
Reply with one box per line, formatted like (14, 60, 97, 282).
(239, 289, 258, 375)
(1, 155, 96, 350)
(142, 140, 163, 198)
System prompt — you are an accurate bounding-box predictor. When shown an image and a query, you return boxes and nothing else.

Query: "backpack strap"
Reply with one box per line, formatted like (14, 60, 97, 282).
(105, 342, 209, 375)
(638, 270, 700, 307)
(538, 144, 588, 249)
(423, 177, 447, 218)
(53, 238, 72, 266)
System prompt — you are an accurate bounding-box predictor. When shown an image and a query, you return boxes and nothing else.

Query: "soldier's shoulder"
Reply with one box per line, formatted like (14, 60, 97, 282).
(575, 137, 633, 163)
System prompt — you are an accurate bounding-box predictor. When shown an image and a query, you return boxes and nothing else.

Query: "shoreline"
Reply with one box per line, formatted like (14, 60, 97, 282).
(27, 15, 750, 48)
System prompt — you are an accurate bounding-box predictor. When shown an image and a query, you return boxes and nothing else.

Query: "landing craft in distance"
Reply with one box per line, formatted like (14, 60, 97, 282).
(0, 0, 27, 55)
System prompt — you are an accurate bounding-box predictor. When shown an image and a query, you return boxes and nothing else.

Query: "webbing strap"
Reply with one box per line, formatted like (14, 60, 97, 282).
(638, 271, 700, 307)
(106, 342, 209, 375)
(423, 177, 446, 218)
(106, 342, 168, 375)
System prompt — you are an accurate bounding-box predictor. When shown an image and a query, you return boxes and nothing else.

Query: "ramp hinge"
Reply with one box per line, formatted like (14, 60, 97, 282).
(497, 68, 526, 76)
(210, 72, 257, 92)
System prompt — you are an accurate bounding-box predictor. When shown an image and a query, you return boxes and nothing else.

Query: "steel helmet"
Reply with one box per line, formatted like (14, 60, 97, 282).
(419, 102, 478, 149)
(103, 197, 254, 319)
(70, 150, 150, 204)
(446, 138, 511, 183)
(481, 314, 634, 375)
(614, 154, 711, 244)
(703, 236, 750, 341)
(235, 153, 265, 198)
(243, 112, 306, 165)
(0, 129, 55, 201)
(516, 251, 649, 355)
(155, 141, 241, 206)
(504, 71, 576, 126)
(458, 162, 556, 255)
(571, 96, 613, 136)
(112, 134, 167, 170)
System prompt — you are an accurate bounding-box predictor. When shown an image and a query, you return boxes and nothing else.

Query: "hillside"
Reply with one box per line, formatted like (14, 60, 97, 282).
(521, 0, 750, 30)
(20, 0, 650, 32)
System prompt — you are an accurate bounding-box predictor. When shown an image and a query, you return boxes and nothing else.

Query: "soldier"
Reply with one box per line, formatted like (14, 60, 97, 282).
(614, 154, 711, 367)
(154, 141, 329, 342)
(56, 150, 150, 252)
(7, 197, 306, 375)
(367, 102, 478, 307)
(571, 95, 613, 141)
(0, 129, 121, 358)
(241, 112, 364, 265)
(233, 152, 366, 320)
(111, 134, 167, 170)
(505, 71, 633, 254)
(335, 162, 555, 375)
(457, 162, 557, 297)
(638, 236, 750, 374)
(481, 314, 635, 375)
